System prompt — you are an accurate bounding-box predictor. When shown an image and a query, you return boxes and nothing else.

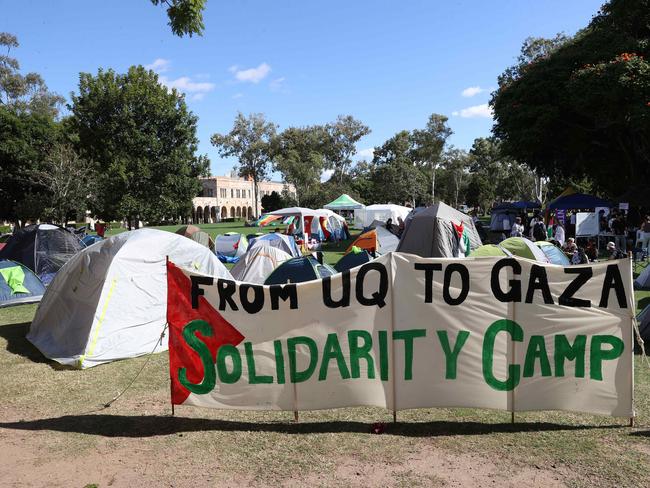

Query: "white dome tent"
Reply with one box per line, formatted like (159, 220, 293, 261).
(27, 229, 232, 369)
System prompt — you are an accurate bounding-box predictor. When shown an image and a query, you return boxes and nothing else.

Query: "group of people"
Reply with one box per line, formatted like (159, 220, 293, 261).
(504, 208, 650, 263)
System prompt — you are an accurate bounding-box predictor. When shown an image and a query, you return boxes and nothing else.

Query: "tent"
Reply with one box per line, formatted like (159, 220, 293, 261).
(269, 207, 324, 239)
(334, 249, 373, 272)
(176, 225, 215, 250)
(0, 259, 46, 308)
(470, 244, 511, 258)
(27, 228, 232, 369)
(264, 255, 336, 285)
(230, 245, 293, 284)
(0, 224, 83, 284)
(346, 226, 399, 255)
(323, 194, 364, 210)
(215, 232, 248, 258)
(638, 305, 650, 353)
(490, 201, 540, 232)
(499, 237, 550, 263)
(397, 202, 482, 258)
(547, 193, 611, 210)
(354, 204, 411, 229)
(636, 264, 650, 289)
(249, 233, 301, 258)
(316, 209, 348, 241)
(81, 235, 103, 247)
(536, 241, 571, 266)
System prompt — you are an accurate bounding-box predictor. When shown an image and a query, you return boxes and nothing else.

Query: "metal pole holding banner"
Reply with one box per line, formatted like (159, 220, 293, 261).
(628, 254, 636, 428)
(293, 382, 299, 423)
(509, 264, 516, 425)
(390, 254, 398, 423)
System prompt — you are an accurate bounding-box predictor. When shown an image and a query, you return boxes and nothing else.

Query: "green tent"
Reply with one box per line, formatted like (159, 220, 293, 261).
(499, 237, 550, 262)
(323, 194, 364, 210)
(470, 244, 509, 257)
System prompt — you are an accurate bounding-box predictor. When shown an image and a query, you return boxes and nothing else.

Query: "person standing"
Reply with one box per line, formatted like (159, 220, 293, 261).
(611, 212, 627, 252)
(510, 217, 524, 237)
(554, 222, 566, 246)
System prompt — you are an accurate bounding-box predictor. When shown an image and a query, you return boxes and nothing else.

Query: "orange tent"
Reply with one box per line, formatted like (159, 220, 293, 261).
(346, 229, 377, 254)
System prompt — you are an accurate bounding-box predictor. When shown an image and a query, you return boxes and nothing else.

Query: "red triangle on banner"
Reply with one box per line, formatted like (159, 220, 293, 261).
(167, 261, 245, 405)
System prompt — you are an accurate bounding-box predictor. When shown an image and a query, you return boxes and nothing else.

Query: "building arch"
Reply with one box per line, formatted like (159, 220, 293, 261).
(211, 207, 217, 222)
(221, 206, 227, 219)
(203, 206, 210, 224)
(236, 207, 241, 218)
(230, 206, 235, 218)
(196, 206, 203, 223)
(241, 207, 247, 219)
(248, 206, 253, 219)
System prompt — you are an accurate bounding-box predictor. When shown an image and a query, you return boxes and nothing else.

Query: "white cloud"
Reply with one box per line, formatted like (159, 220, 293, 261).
(461, 86, 486, 98)
(451, 103, 493, 119)
(190, 93, 205, 101)
(357, 148, 375, 160)
(145, 58, 171, 73)
(320, 169, 334, 182)
(232, 93, 244, 99)
(232, 62, 271, 83)
(160, 76, 216, 94)
(269, 77, 285, 91)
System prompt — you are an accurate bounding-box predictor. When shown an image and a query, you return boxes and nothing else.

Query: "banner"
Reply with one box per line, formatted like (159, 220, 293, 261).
(167, 254, 634, 417)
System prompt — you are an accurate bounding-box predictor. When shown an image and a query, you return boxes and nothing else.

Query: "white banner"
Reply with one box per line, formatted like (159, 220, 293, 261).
(167, 254, 634, 417)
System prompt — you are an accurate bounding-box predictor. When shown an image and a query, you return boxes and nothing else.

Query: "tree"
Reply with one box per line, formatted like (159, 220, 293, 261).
(0, 33, 64, 118)
(371, 131, 428, 207)
(0, 107, 60, 223)
(150, 0, 207, 37)
(491, 0, 650, 202)
(29, 143, 96, 225)
(411, 114, 452, 202)
(69, 66, 208, 226)
(271, 125, 328, 205)
(211, 113, 277, 218)
(440, 147, 470, 208)
(261, 191, 283, 213)
(324, 115, 370, 183)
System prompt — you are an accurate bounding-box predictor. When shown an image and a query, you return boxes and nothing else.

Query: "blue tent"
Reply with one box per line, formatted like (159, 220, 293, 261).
(536, 242, 571, 266)
(334, 250, 372, 273)
(81, 235, 103, 247)
(547, 193, 611, 210)
(0, 259, 46, 307)
(264, 255, 336, 285)
(493, 201, 541, 210)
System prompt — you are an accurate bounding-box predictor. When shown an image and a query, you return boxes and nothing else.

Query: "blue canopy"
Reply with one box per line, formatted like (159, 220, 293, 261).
(547, 193, 611, 210)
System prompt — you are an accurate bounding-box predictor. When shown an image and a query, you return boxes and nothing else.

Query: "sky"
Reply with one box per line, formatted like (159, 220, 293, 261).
(5, 0, 606, 178)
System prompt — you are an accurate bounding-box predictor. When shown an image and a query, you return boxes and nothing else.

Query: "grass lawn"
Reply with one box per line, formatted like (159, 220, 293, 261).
(0, 228, 649, 486)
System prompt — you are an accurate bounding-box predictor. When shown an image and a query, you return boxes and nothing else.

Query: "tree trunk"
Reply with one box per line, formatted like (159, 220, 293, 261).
(253, 174, 259, 218)
(431, 161, 437, 203)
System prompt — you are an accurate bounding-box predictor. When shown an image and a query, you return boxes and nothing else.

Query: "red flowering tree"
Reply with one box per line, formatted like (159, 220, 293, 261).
(491, 0, 650, 203)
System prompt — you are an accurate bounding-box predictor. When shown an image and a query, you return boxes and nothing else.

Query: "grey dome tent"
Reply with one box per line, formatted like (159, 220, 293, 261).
(0, 224, 83, 284)
(397, 202, 482, 257)
(636, 305, 650, 354)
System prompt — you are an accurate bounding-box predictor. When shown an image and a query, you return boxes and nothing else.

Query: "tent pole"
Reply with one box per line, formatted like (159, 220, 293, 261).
(293, 382, 299, 423)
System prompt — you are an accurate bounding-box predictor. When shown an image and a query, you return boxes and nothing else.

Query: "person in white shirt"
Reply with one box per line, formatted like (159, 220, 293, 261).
(554, 223, 566, 246)
(510, 217, 524, 237)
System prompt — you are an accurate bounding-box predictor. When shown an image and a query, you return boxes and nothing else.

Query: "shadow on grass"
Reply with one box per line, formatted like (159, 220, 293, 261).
(0, 414, 623, 438)
(630, 430, 650, 438)
(0, 322, 49, 363)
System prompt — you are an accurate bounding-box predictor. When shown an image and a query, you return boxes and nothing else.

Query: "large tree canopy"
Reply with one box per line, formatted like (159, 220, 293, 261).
(69, 66, 208, 224)
(491, 0, 650, 202)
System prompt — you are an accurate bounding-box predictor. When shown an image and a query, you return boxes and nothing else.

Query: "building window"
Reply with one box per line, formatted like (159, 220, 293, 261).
(248, 189, 251, 198)
(236, 189, 240, 198)
(220, 188, 227, 198)
(231, 189, 234, 198)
